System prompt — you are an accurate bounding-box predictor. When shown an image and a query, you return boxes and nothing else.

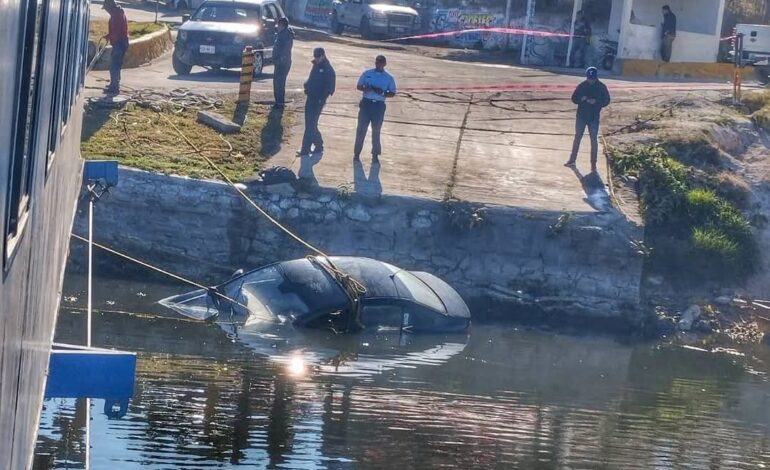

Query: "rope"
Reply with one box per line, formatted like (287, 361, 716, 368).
(70, 233, 247, 311)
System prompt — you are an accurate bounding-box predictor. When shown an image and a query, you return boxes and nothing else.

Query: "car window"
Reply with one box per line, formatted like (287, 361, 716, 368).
(192, 4, 261, 23)
(234, 265, 311, 320)
(393, 271, 446, 312)
(263, 4, 277, 20)
(360, 304, 404, 329)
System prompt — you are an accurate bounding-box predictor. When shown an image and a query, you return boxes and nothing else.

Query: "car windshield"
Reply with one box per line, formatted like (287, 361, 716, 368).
(192, 3, 261, 23)
(393, 271, 446, 312)
(368, 0, 412, 6)
(227, 265, 311, 321)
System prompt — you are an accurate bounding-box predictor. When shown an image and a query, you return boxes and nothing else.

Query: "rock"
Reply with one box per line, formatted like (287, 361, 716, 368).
(299, 199, 323, 210)
(647, 275, 664, 286)
(411, 216, 432, 229)
(694, 318, 716, 334)
(655, 316, 677, 336)
(345, 205, 371, 222)
(678, 305, 701, 331)
(197, 110, 241, 134)
(714, 296, 731, 305)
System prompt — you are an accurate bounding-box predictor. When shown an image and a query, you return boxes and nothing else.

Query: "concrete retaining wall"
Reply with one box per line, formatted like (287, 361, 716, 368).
(73, 168, 645, 325)
(92, 26, 173, 71)
(619, 58, 754, 80)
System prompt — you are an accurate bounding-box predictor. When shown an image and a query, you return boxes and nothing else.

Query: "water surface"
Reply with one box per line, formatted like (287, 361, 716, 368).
(34, 275, 770, 469)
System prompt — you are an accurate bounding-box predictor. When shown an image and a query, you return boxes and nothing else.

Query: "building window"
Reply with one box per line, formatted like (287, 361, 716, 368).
(6, 0, 47, 262)
(47, 0, 70, 169)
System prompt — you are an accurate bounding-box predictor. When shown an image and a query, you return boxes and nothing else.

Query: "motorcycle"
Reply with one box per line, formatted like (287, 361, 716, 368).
(600, 38, 618, 71)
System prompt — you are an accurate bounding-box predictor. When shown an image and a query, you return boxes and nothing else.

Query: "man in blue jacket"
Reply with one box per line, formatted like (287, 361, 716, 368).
(565, 67, 610, 174)
(272, 17, 294, 109)
(299, 48, 336, 157)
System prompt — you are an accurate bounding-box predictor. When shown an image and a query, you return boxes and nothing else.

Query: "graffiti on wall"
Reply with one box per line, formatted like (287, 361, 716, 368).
(430, 9, 509, 48)
(304, 0, 333, 26)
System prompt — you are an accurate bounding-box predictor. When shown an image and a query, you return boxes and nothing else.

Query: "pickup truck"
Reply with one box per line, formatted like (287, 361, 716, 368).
(733, 24, 770, 84)
(331, 0, 420, 39)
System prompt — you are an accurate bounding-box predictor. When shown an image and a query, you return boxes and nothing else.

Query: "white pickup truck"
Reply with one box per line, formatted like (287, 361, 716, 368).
(735, 24, 770, 84)
(330, 0, 420, 39)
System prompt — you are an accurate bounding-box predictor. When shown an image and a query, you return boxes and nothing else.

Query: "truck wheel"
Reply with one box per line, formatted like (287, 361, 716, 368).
(252, 52, 264, 77)
(360, 17, 373, 39)
(331, 12, 344, 35)
(601, 55, 614, 71)
(172, 49, 192, 75)
(757, 66, 770, 85)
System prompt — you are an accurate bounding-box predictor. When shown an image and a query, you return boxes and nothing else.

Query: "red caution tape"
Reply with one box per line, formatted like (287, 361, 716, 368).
(384, 27, 577, 42)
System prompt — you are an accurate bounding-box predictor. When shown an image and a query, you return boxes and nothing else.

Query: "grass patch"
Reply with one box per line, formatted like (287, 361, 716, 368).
(610, 144, 757, 283)
(89, 20, 165, 42)
(81, 97, 290, 181)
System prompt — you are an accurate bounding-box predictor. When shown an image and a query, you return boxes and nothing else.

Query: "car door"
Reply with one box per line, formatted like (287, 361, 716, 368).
(343, 0, 362, 26)
(262, 2, 279, 58)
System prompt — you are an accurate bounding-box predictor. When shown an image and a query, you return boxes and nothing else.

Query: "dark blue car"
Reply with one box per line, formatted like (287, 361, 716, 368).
(172, 0, 285, 76)
(160, 256, 471, 334)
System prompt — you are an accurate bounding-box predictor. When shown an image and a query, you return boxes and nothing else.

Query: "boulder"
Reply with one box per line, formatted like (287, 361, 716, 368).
(678, 305, 701, 331)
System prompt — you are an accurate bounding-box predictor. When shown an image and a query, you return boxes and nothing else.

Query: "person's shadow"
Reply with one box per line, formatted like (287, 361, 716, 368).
(260, 107, 285, 157)
(569, 166, 611, 212)
(353, 160, 382, 196)
(298, 153, 321, 187)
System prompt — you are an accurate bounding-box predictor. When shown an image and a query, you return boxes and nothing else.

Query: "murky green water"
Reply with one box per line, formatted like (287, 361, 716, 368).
(34, 275, 770, 469)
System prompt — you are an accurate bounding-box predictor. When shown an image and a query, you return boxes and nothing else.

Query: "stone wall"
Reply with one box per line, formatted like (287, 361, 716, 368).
(73, 168, 645, 325)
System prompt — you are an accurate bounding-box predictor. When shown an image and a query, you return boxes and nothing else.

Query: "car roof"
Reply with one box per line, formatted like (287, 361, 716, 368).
(202, 0, 273, 5)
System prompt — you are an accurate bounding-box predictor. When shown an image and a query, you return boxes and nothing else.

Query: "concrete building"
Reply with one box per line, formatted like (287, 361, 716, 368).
(609, 0, 726, 62)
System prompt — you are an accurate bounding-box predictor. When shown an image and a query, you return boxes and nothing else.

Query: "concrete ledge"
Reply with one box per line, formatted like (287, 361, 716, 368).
(70, 167, 646, 327)
(619, 58, 755, 81)
(93, 26, 173, 71)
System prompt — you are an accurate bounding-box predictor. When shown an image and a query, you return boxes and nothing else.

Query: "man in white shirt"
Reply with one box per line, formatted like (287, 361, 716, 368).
(354, 55, 397, 162)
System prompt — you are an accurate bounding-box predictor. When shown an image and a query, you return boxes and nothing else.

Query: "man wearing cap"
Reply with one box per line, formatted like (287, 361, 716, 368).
(272, 17, 294, 109)
(299, 48, 336, 157)
(565, 67, 610, 174)
(354, 55, 397, 162)
(102, 0, 129, 94)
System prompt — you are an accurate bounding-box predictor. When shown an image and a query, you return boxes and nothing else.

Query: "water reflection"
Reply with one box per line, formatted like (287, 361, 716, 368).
(34, 277, 770, 469)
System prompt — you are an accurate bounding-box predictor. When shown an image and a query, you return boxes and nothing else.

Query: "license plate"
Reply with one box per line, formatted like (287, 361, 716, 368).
(200, 45, 215, 54)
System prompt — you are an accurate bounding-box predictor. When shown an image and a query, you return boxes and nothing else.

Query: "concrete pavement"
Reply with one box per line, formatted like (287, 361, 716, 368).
(85, 13, 731, 213)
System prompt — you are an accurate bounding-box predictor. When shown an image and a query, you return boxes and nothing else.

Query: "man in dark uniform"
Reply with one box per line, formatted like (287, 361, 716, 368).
(354, 55, 397, 162)
(272, 17, 294, 109)
(299, 48, 335, 157)
(661, 5, 677, 62)
(565, 67, 611, 174)
(571, 10, 592, 68)
(102, 0, 129, 94)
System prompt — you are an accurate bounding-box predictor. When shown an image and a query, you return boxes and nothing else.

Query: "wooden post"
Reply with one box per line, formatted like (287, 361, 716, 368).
(239, 46, 254, 104)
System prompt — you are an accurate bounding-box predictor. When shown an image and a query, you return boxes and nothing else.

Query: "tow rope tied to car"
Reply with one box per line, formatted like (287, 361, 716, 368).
(158, 113, 369, 332)
(307, 255, 367, 333)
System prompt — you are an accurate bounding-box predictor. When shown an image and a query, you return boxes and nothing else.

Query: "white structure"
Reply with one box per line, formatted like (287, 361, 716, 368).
(608, 0, 726, 63)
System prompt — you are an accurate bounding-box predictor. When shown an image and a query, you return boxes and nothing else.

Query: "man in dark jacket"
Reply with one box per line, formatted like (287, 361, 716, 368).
(660, 5, 676, 62)
(570, 11, 592, 68)
(299, 48, 336, 157)
(565, 67, 610, 174)
(102, 0, 129, 94)
(272, 17, 294, 109)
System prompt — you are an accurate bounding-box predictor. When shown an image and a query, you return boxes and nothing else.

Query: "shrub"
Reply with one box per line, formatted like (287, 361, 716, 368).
(610, 145, 757, 283)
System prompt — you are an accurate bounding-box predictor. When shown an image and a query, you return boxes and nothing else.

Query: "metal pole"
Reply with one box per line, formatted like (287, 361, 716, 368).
(566, 0, 581, 67)
(87, 196, 93, 348)
(520, 0, 535, 64)
(504, 0, 512, 51)
(155, 0, 159, 23)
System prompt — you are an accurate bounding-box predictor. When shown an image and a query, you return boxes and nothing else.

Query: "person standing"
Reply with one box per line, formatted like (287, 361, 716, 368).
(272, 17, 294, 109)
(103, 0, 129, 94)
(299, 48, 335, 157)
(565, 67, 610, 174)
(571, 11, 592, 69)
(660, 5, 677, 62)
(354, 55, 396, 162)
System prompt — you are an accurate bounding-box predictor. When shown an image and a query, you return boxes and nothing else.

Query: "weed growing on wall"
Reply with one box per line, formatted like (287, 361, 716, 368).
(609, 144, 757, 283)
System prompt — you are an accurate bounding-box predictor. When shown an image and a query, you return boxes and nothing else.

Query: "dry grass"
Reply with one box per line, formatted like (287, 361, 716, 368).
(81, 97, 292, 181)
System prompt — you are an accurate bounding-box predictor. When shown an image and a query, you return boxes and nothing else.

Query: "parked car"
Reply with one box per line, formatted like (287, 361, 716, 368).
(172, 0, 285, 76)
(166, 0, 204, 11)
(160, 256, 472, 333)
(331, 0, 421, 39)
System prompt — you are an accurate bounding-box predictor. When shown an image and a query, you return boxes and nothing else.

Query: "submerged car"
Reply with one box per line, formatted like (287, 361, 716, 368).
(172, 0, 285, 76)
(160, 256, 471, 333)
